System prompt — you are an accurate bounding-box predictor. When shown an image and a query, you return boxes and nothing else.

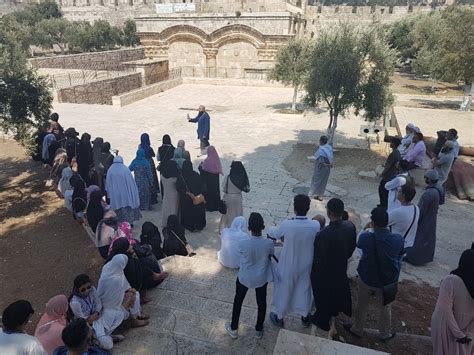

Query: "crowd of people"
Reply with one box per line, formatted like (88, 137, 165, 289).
(1, 111, 472, 355)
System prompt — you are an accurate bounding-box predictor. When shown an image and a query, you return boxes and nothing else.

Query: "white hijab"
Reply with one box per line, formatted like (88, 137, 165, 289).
(221, 216, 247, 240)
(315, 143, 334, 164)
(97, 254, 130, 309)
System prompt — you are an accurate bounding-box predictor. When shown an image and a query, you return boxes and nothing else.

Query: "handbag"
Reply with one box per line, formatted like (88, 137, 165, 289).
(181, 173, 206, 205)
(170, 230, 195, 257)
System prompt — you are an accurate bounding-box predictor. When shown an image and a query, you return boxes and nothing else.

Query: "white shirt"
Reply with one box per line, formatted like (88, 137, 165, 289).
(69, 287, 103, 319)
(384, 173, 408, 212)
(0, 330, 46, 355)
(237, 236, 274, 289)
(388, 204, 420, 248)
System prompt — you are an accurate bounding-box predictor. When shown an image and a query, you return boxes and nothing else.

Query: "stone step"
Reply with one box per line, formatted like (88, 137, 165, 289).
(113, 255, 385, 354)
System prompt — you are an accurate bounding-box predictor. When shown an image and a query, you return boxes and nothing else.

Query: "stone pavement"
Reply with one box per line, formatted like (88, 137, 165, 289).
(56, 83, 474, 287)
(113, 255, 386, 355)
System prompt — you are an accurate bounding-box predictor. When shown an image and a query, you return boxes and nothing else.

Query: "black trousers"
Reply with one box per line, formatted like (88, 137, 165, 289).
(231, 278, 267, 332)
(378, 179, 389, 208)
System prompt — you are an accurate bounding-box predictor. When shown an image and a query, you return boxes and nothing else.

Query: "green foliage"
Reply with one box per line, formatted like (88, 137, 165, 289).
(0, 20, 52, 150)
(385, 15, 419, 61)
(121, 19, 140, 47)
(411, 6, 474, 85)
(305, 24, 395, 142)
(34, 18, 72, 54)
(270, 39, 312, 87)
(10, 0, 61, 28)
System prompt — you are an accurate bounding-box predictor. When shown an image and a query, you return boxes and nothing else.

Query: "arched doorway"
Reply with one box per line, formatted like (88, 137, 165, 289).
(216, 41, 259, 78)
(168, 41, 206, 77)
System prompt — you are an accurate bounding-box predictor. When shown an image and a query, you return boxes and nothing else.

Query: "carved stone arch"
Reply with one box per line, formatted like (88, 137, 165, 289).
(159, 25, 209, 47)
(210, 25, 266, 49)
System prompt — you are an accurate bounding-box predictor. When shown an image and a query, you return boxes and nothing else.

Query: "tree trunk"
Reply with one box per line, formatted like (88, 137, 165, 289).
(460, 82, 473, 112)
(327, 112, 338, 146)
(291, 86, 298, 111)
(58, 44, 65, 55)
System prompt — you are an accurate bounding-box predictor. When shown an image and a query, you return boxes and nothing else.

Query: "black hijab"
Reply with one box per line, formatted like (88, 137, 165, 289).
(108, 237, 131, 260)
(86, 190, 105, 232)
(92, 137, 104, 167)
(140, 222, 165, 260)
(77, 133, 93, 172)
(158, 135, 175, 163)
(166, 215, 185, 239)
(162, 134, 172, 145)
(70, 174, 87, 212)
(229, 161, 250, 192)
(161, 159, 179, 179)
(451, 249, 474, 299)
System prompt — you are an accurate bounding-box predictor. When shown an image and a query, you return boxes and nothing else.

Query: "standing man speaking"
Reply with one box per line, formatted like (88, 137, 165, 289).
(187, 105, 210, 157)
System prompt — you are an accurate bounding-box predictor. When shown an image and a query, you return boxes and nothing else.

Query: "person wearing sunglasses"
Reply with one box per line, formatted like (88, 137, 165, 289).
(68, 274, 102, 326)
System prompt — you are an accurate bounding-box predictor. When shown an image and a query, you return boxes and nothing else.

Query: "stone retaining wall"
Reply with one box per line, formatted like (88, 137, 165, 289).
(112, 77, 183, 106)
(58, 73, 142, 105)
(30, 48, 145, 71)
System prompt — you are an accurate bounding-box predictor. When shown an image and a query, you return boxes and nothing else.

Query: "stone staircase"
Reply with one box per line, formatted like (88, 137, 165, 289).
(113, 255, 386, 354)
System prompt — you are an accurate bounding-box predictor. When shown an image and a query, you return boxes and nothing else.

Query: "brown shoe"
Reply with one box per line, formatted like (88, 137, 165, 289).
(131, 317, 149, 328)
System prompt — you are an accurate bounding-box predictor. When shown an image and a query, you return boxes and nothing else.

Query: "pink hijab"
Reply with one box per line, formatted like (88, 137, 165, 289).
(108, 221, 137, 254)
(201, 146, 223, 175)
(34, 295, 68, 355)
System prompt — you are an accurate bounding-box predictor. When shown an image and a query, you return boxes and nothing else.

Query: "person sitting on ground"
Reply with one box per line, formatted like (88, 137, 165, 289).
(384, 160, 412, 213)
(86, 190, 106, 233)
(34, 296, 69, 355)
(70, 174, 87, 223)
(379, 137, 401, 208)
(95, 210, 119, 259)
(431, 248, 474, 355)
(49, 148, 68, 189)
(398, 123, 416, 157)
(108, 238, 166, 303)
(95, 254, 149, 350)
(432, 140, 456, 185)
(402, 132, 426, 170)
(405, 170, 445, 266)
(0, 300, 46, 354)
(68, 274, 102, 325)
(64, 128, 80, 164)
(53, 318, 110, 355)
(388, 184, 419, 252)
(42, 132, 59, 166)
(58, 166, 73, 200)
(107, 222, 137, 255)
(49, 113, 64, 136)
(140, 222, 166, 260)
(218, 216, 249, 269)
(162, 215, 190, 257)
(225, 212, 274, 340)
(344, 207, 404, 343)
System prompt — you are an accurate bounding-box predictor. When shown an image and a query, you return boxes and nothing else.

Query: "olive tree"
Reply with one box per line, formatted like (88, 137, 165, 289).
(305, 24, 395, 145)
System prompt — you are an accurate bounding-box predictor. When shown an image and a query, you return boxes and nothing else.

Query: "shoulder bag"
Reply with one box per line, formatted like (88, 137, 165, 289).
(372, 233, 398, 306)
(170, 230, 195, 257)
(181, 174, 206, 205)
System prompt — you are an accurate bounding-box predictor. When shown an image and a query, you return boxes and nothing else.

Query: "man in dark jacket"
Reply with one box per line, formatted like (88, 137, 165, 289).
(311, 198, 356, 338)
(187, 105, 210, 156)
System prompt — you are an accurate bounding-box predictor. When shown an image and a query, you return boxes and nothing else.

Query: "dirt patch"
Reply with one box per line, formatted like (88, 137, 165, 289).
(283, 143, 385, 183)
(335, 278, 437, 355)
(392, 71, 463, 97)
(0, 140, 102, 334)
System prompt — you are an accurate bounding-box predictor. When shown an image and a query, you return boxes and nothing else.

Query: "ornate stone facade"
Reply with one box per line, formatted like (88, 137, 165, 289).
(136, 14, 299, 77)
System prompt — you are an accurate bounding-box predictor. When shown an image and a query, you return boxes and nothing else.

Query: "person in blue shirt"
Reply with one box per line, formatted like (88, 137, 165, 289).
(187, 105, 210, 156)
(344, 206, 404, 342)
(224, 212, 274, 340)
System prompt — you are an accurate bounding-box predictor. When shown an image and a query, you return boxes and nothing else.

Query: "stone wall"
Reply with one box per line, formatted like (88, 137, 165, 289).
(30, 48, 145, 71)
(57, 72, 142, 104)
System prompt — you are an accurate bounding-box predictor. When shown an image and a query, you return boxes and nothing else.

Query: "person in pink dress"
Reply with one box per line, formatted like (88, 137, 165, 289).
(431, 248, 474, 355)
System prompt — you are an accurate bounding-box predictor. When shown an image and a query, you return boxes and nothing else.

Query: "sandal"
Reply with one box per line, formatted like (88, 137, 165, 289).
(380, 333, 396, 343)
(111, 334, 125, 343)
(131, 318, 149, 328)
(343, 323, 362, 339)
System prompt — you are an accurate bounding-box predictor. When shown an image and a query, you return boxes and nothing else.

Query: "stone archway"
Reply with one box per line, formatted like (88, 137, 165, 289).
(168, 41, 206, 77)
(216, 41, 259, 78)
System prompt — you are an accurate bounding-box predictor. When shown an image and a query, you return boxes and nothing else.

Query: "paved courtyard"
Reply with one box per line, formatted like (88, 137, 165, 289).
(56, 83, 473, 286)
(54, 83, 473, 354)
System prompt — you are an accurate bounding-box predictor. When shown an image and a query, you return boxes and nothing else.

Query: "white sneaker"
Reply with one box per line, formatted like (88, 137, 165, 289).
(224, 322, 238, 339)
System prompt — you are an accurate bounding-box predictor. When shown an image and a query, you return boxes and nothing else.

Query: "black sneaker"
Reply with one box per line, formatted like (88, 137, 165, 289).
(301, 316, 311, 328)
